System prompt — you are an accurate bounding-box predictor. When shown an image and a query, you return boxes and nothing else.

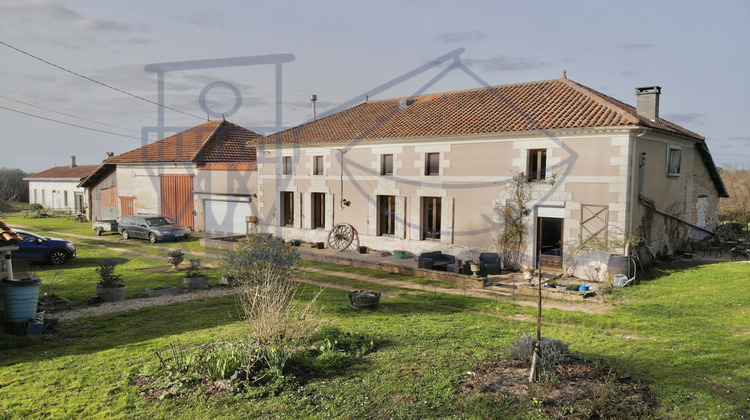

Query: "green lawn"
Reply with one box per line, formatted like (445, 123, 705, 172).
(1, 214, 748, 419)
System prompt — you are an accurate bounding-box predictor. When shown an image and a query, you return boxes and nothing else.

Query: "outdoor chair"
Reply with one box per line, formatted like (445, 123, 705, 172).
(417, 251, 455, 271)
(479, 252, 501, 276)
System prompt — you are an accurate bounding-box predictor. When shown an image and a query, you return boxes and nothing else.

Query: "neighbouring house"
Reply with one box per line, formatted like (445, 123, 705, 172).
(79, 119, 261, 235)
(256, 76, 727, 275)
(24, 156, 98, 215)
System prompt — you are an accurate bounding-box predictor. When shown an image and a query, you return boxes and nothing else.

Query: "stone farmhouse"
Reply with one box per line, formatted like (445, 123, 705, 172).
(79, 76, 727, 273)
(256, 77, 727, 271)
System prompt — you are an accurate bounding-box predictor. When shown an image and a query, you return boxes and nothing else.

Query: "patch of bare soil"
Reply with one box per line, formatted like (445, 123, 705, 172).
(458, 357, 658, 419)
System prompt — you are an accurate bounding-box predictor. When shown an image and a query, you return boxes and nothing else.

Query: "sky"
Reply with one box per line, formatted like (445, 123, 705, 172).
(1, 0, 748, 173)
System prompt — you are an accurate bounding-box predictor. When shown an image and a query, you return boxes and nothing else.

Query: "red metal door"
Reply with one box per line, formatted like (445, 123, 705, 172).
(160, 175, 194, 228)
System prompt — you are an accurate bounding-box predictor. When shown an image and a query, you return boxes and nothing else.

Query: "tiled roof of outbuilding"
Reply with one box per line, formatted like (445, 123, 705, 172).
(107, 119, 260, 164)
(25, 165, 99, 180)
(264, 78, 704, 144)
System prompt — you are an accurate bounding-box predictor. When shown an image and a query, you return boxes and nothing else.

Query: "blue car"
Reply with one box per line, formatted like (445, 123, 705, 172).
(12, 229, 77, 265)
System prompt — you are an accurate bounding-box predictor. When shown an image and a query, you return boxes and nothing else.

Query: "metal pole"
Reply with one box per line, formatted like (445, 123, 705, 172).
(310, 94, 317, 121)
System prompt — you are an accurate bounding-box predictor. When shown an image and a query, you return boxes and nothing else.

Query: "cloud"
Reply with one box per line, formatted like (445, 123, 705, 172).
(73, 16, 135, 32)
(435, 31, 487, 44)
(128, 38, 153, 46)
(463, 55, 549, 72)
(618, 43, 655, 50)
(179, 12, 225, 27)
(622, 70, 639, 77)
(181, 74, 258, 92)
(661, 112, 705, 124)
(0, 0, 78, 24)
(2, 0, 138, 32)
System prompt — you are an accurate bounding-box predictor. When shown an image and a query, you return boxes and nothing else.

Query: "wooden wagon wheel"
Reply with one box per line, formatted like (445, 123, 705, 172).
(327, 223, 359, 251)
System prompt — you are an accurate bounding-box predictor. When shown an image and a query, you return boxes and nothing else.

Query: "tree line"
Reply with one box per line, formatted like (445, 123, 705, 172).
(719, 167, 750, 230)
(0, 167, 29, 211)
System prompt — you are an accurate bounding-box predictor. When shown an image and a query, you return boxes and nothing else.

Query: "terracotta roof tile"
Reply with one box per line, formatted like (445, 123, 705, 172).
(264, 78, 703, 145)
(108, 120, 260, 164)
(197, 162, 258, 171)
(0, 218, 21, 246)
(25, 165, 99, 180)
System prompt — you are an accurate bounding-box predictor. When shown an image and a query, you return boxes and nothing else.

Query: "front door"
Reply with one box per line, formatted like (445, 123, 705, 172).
(537, 217, 563, 272)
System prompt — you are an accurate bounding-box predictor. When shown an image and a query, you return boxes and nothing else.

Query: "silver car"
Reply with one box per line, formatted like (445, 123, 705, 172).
(118, 215, 191, 243)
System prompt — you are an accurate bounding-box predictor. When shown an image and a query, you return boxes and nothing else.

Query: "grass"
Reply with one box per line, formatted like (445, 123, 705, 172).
(1, 214, 749, 418)
(1, 211, 213, 256)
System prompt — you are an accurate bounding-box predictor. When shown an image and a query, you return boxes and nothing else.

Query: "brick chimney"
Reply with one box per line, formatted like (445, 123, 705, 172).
(70, 156, 77, 168)
(635, 86, 661, 120)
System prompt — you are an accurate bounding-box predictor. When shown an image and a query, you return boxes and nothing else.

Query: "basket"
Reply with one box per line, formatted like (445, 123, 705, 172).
(348, 290, 381, 309)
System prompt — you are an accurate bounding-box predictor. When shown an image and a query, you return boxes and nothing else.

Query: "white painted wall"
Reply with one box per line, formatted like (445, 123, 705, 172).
(28, 180, 87, 212)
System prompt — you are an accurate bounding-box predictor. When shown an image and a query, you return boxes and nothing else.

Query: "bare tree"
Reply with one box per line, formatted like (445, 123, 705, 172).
(720, 168, 750, 231)
(495, 172, 532, 270)
(0, 167, 29, 203)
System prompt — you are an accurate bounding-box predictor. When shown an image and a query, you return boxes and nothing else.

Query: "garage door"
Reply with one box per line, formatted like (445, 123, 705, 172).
(204, 199, 253, 235)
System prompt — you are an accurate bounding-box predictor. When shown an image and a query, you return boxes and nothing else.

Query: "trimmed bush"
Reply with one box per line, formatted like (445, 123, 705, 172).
(509, 334, 571, 368)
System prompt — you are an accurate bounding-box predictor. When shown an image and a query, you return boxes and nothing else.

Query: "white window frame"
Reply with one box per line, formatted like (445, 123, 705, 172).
(666, 145, 681, 177)
(313, 156, 324, 176)
(282, 156, 292, 175)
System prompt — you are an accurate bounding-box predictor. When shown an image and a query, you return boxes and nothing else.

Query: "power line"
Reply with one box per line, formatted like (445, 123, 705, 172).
(0, 94, 140, 134)
(0, 40, 204, 121)
(0, 105, 142, 140)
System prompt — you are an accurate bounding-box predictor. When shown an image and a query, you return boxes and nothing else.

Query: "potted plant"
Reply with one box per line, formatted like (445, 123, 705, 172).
(166, 250, 184, 270)
(469, 260, 481, 277)
(38, 268, 70, 311)
(183, 259, 209, 290)
(348, 290, 381, 309)
(95, 264, 126, 302)
(458, 249, 481, 276)
(522, 266, 536, 280)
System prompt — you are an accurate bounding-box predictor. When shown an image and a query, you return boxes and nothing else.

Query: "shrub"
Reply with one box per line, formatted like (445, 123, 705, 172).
(184, 259, 202, 277)
(221, 236, 322, 346)
(509, 335, 571, 369)
(95, 264, 123, 288)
